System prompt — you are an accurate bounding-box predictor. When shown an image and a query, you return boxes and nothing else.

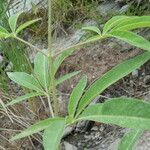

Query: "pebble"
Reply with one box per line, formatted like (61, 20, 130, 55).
(91, 126, 98, 131)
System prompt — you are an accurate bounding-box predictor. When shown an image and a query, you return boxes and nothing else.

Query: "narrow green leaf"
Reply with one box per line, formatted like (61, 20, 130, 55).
(34, 52, 50, 90)
(8, 12, 22, 32)
(78, 98, 150, 129)
(11, 117, 64, 140)
(0, 26, 10, 38)
(56, 71, 81, 85)
(108, 30, 150, 51)
(118, 129, 143, 150)
(5, 92, 43, 107)
(7, 72, 43, 92)
(113, 16, 150, 31)
(82, 26, 101, 35)
(103, 16, 130, 34)
(16, 18, 41, 34)
(54, 48, 75, 75)
(43, 119, 65, 150)
(76, 52, 150, 116)
(68, 76, 87, 117)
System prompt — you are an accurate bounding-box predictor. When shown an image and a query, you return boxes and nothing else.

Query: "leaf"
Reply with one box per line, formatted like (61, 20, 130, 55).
(5, 92, 43, 107)
(68, 76, 87, 117)
(16, 18, 41, 34)
(118, 129, 143, 150)
(108, 30, 150, 51)
(78, 98, 150, 129)
(8, 12, 22, 32)
(76, 52, 150, 116)
(11, 117, 64, 140)
(82, 26, 101, 35)
(7, 72, 43, 92)
(34, 52, 50, 90)
(113, 16, 150, 31)
(54, 48, 75, 75)
(103, 16, 130, 34)
(56, 71, 81, 85)
(43, 119, 65, 150)
(0, 26, 10, 38)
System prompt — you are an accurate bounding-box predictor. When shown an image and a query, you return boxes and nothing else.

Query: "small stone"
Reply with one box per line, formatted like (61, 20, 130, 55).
(91, 126, 98, 131)
(64, 142, 77, 150)
(132, 70, 139, 77)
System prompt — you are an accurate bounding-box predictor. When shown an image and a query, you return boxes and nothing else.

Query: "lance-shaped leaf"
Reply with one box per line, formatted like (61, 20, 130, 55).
(68, 76, 87, 117)
(8, 12, 22, 32)
(0, 26, 10, 38)
(76, 52, 150, 116)
(118, 129, 143, 150)
(16, 18, 41, 34)
(11, 117, 64, 140)
(5, 92, 43, 107)
(82, 26, 101, 35)
(54, 48, 75, 75)
(103, 16, 130, 34)
(7, 72, 43, 92)
(78, 98, 150, 129)
(108, 30, 150, 51)
(34, 52, 50, 90)
(113, 16, 150, 31)
(43, 119, 65, 150)
(56, 71, 81, 85)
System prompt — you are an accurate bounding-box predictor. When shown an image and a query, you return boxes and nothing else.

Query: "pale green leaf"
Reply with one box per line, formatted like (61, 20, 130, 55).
(76, 52, 150, 116)
(118, 129, 143, 150)
(7, 72, 43, 92)
(82, 26, 101, 35)
(43, 119, 65, 150)
(16, 18, 41, 34)
(103, 16, 130, 34)
(108, 30, 150, 51)
(5, 92, 43, 107)
(113, 16, 150, 31)
(0, 26, 10, 38)
(56, 71, 81, 85)
(54, 48, 75, 75)
(68, 76, 87, 117)
(34, 52, 50, 90)
(78, 98, 150, 129)
(11, 117, 64, 140)
(8, 12, 22, 32)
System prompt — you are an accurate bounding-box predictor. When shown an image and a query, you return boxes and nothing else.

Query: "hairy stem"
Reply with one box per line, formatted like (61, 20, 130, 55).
(47, 94, 55, 118)
(48, 0, 59, 116)
(14, 36, 47, 57)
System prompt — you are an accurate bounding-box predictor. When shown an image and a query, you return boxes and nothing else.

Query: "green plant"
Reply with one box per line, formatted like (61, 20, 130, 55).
(1, 3, 150, 150)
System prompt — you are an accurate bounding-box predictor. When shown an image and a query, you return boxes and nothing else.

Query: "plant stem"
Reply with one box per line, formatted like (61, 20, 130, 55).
(48, 0, 59, 116)
(14, 36, 47, 57)
(47, 94, 55, 118)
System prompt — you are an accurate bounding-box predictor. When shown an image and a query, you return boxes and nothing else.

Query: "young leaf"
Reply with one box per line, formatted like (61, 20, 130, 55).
(11, 117, 64, 140)
(8, 12, 22, 32)
(78, 98, 150, 129)
(103, 16, 130, 34)
(108, 30, 150, 51)
(7, 72, 43, 92)
(54, 48, 75, 75)
(68, 76, 87, 117)
(16, 18, 41, 34)
(118, 129, 143, 150)
(82, 26, 101, 35)
(0, 26, 10, 38)
(43, 119, 65, 150)
(34, 52, 50, 90)
(76, 52, 150, 116)
(56, 71, 81, 85)
(5, 92, 43, 107)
